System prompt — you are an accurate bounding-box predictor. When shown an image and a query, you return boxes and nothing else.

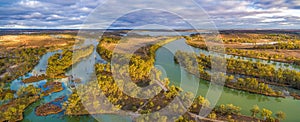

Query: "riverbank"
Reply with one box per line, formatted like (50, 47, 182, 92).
(174, 51, 285, 98)
(186, 43, 300, 99)
(22, 74, 48, 83)
(0, 80, 67, 121)
(226, 84, 285, 98)
(42, 82, 64, 96)
(290, 93, 300, 100)
(0, 89, 15, 100)
(186, 39, 300, 66)
(46, 45, 94, 78)
(0, 95, 40, 121)
(185, 66, 285, 98)
(35, 96, 66, 116)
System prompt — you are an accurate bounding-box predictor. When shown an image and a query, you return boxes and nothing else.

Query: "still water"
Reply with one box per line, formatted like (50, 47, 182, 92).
(155, 39, 300, 122)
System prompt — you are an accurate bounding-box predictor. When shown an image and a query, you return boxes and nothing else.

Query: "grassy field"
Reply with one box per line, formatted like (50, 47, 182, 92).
(0, 34, 76, 50)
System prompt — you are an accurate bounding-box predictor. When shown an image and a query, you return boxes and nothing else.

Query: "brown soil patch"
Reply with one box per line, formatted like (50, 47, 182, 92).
(0, 34, 75, 50)
(35, 103, 62, 116)
(255, 49, 300, 59)
(187, 40, 255, 49)
(101, 37, 169, 53)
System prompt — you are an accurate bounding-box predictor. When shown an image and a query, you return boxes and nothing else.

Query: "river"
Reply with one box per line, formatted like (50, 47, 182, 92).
(154, 39, 300, 122)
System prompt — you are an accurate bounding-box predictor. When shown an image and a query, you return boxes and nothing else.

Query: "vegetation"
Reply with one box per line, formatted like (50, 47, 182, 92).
(35, 96, 66, 116)
(97, 36, 178, 84)
(0, 90, 15, 101)
(249, 105, 285, 122)
(176, 50, 300, 89)
(0, 48, 47, 83)
(216, 104, 241, 116)
(185, 33, 300, 66)
(199, 104, 285, 122)
(261, 108, 273, 121)
(0, 80, 66, 121)
(185, 33, 256, 43)
(41, 82, 64, 96)
(35, 103, 62, 116)
(22, 74, 48, 83)
(275, 111, 286, 120)
(46, 45, 94, 78)
(254, 41, 300, 50)
(0, 85, 41, 121)
(186, 33, 299, 44)
(250, 105, 260, 117)
(175, 51, 283, 97)
(65, 58, 181, 115)
(0, 82, 15, 101)
(226, 48, 300, 65)
(0, 34, 76, 49)
(65, 37, 183, 117)
(83, 62, 267, 122)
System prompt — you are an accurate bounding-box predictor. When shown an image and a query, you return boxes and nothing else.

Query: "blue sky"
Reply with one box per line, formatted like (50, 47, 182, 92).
(1, 0, 300, 29)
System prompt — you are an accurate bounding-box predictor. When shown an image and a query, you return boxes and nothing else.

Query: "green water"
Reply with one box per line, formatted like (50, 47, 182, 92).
(154, 39, 300, 122)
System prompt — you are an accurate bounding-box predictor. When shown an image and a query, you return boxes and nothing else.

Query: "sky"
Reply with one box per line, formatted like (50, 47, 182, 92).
(1, 0, 300, 29)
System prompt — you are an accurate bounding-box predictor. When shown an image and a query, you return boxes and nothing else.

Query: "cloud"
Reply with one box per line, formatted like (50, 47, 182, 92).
(0, 0, 300, 29)
(79, 7, 93, 12)
(18, 0, 43, 8)
(261, 18, 286, 23)
(192, 0, 300, 29)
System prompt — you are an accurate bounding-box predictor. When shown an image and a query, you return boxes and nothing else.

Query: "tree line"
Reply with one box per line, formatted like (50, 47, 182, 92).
(254, 41, 300, 50)
(175, 51, 283, 97)
(0, 47, 46, 83)
(185, 33, 300, 66)
(46, 45, 94, 78)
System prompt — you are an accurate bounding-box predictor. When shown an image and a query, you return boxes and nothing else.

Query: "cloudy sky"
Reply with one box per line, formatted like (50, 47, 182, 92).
(1, 0, 300, 29)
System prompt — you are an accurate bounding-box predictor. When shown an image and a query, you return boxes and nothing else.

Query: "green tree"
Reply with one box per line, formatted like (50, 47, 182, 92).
(275, 111, 286, 120)
(208, 112, 217, 119)
(4, 93, 14, 101)
(261, 108, 272, 120)
(157, 116, 168, 122)
(250, 105, 260, 117)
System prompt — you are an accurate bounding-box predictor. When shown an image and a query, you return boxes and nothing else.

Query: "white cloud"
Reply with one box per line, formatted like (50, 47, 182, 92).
(261, 18, 286, 23)
(22, 12, 43, 19)
(69, 16, 86, 21)
(18, 0, 43, 8)
(80, 7, 93, 12)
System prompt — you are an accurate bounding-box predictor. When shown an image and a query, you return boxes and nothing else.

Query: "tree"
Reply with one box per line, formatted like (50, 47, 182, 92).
(225, 104, 241, 115)
(157, 116, 168, 122)
(195, 96, 210, 108)
(218, 104, 226, 115)
(208, 112, 217, 119)
(261, 108, 272, 120)
(250, 105, 260, 117)
(4, 93, 14, 101)
(275, 111, 286, 120)
(4, 107, 17, 120)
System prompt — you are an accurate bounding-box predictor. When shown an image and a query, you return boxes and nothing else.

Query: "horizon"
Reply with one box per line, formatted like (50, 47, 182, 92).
(1, 28, 300, 31)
